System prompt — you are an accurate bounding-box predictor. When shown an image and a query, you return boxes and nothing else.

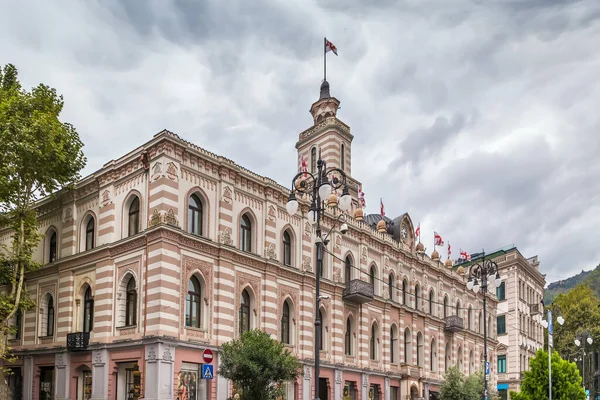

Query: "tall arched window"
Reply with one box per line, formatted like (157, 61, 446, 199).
(345, 256, 352, 282)
(239, 289, 251, 334)
(311, 147, 317, 174)
(369, 266, 376, 285)
(430, 339, 437, 372)
(417, 332, 424, 366)
(468, 306, 473, 330)
(128, 197, 140, 237)
(125, 276, 137, 326)
(456, 301, 461, 317)
(414, 284, 420, 310)
(240, 214, 252, 252)
(282, 231, 292, 266)
(341, 143, 345, 170)
(46, 296, 54, 336)
(345, 318, 352, 355)
(49, 232, 57, 263)
(388, 274, 394, 300)
(370, 323, 378, 360)
(469, 350, 474, 374)
(390, 325, 398, 363)
(443, 296, 449, 318)
(402, 279, 408, 305)
(85, 218, 95, 250)
(404, 328, 412, 364)
(445, 342, 451, 371)
(188, 194, 203, 236)
(83, 286, 94, 333)
(429, 290, 434, 315)
(186, 276, 202, 328)
(318, 309, 325, 350)
(281, 301, 291, 344)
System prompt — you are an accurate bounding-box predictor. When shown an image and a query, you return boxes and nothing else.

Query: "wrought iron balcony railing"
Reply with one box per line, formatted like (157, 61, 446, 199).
(444, 315, 464, 333)
(342, 279, 374, 304)
(66, 332, 90, 351)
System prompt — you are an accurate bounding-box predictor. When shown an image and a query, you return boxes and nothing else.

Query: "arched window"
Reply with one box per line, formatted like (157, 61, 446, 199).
(443, 296, 449, 318)
(239, 289, 251, 334)
(345, 318, 352, 355)
(188, 194, 203, 236)
(282, 231, 292, 266)
(429, 290, 434, 315)
(345, 256, 352, 282)
(445, 342, 451, 371)
(46, 296, 54, 336)
(390, 325, 398, 363)
(414, 284, 420, 310)
(49, 231, 57, 263)
(128, 197, 140, 237)
(388, 274, 394, 300)
(240, 214, 252, 252)
(341, 143, 345, 170)
(457, 346, 463, 371)
(83, 286, 94, 333)
(85, 218, 95, 250)
(430, 339, 437, 372)
(311, 147, 317, 174)
(456, 301, 461, 317)
(468, 306, 473, 330)
(370, 323, 378, 360)
(14, 309, 22, 340)
(125, 276, 137, 326)
(281, 301, 291, 344)
(469, 350, 474, 374)
(369, 266, 376, 285)
(404, 328, 412, 364)
(417, 332, 424, 366)
(186, 276, 202, 328)
(402, 279, 408, 305)
(318, 309, 325, 350)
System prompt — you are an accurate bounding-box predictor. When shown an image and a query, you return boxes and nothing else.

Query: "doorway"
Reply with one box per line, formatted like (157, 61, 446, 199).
(318, 378, 328, 400)
(39, 366, 55, 400)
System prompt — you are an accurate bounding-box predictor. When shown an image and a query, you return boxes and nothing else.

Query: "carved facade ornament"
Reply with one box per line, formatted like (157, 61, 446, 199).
(165, 209, 179, 226)
(362, 374, 368, 387)
(333, 268, 342, 283)
(302, 256, 312, 272)
(304, 366, 312, 380)
(384, 256, 390, 271)
(55, 353, 66, 368)
(335, 235, 342, 250)
(152, 161, 162, 178)
(268, 205, 276, 222)
(101, 190, 111, 207)
(93, 352, 104, 365)
(147, 346, 157, 360)
(219, 228, 233, 246)
(149, 209, 161, 227)
(222, 186, 233, 204)
(361, 246, 367, 261)
(383, 288, 390, 300)
(304, 222, 312, 237)
(166, 162, 178, 180)
(265, 243, 277, 260)
(63, 207, 73, 223)
(163, 347, 173, 362)
(335, 370, 342, 384)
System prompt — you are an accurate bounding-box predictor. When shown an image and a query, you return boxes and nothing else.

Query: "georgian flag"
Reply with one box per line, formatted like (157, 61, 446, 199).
(460, 249, 471, 261)
(380, 198, 385, 217)
(358, 185, 366, 208)
(415, 223, 420, 238)
(301, 154, 308, 176)
(448, 242, 451, 257)
(325, 39, 338, 55)
(434, 231, 444, 246)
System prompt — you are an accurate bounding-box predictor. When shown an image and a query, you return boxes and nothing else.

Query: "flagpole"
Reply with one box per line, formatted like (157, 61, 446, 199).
(324, 37, 327, 81)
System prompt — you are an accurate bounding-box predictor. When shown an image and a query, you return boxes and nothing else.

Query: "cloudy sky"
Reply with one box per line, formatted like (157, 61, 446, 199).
(2, 0, 599, 284)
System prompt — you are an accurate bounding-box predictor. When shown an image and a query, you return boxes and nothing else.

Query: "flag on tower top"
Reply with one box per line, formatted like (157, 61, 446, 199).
(300, 154, 308, 176)
(460, 249, 471, 261)
(415, 223, 421, 239)
(358, 185, 366, 208)
(380, 198, 385, 217)
(448, 242, 452, 258)
(434, 231, 444, 246)
(325, 38, 338, 55)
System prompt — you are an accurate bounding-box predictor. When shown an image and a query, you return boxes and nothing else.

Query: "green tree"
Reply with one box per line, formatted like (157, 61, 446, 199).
(0, 64, 86, 362)
(510, 349, 585, 400)
(464, 371, 498, 400)
(218, 329, 302, 400)
(439, 366, 464, 400)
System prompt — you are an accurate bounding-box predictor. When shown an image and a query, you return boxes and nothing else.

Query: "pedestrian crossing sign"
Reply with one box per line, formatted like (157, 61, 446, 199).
(202, 364, 214, 380)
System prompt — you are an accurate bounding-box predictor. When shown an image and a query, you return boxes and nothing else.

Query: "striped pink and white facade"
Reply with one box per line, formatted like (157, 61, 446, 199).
(0, 86, 498, 400)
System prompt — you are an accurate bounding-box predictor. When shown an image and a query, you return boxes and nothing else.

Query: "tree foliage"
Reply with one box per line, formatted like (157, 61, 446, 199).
(510, 349, 585, 400)
(218, 329, 302, 400)
(439, 366, 498, 400)
(0, 63, 86, 359)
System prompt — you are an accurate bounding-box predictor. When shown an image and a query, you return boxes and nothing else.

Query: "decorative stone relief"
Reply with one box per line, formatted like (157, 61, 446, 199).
(383, 288, 389, 299)
(222, 186, 233, 204)
(362, 374, 368, 387)
(304, 222, 312, 237)
(219, 228, 233, 246)
(335, 235, 341, 251)
(101, 190, 111, 207)
(166, 162, 178, 180)
(152, 161, 162, 176)
(333, 268, 342, 283)
(384, 256, 390, 271)
(268, 205, 276, 222)
(361, 246, 367, 261)
(335, 370, 342, 384)
(147, 346, 157, 361)
(165, 209, 179, 226)
(302, 256, 312, 272)
(162, 346, 173, 362)
(63, 207, 73, 223)
(304, 366, 312, 380)
(265, 243, 277, 260)
(93, 352, 104, 365)
(55, 353, 66, 368)
(149, 209, 161, 227)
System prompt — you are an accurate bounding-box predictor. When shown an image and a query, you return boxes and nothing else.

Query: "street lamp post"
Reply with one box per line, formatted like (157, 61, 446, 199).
(541, 304, 565, 400)
(466, 254, 502, 400)
(575, 331, 594, 391)
(285, 150, 352, 400)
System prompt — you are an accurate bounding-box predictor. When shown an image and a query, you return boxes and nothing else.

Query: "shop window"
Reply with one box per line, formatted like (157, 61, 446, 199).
(178, 363, 209, 400)
(39, 367, 54, 400)
(343, 382, 357, 400)
(126, 366, 142, 399)
(77, 370, 92, 400)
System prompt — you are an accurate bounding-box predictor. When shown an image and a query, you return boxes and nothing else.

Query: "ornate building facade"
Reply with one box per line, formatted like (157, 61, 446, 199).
(1, 82, 498, 400)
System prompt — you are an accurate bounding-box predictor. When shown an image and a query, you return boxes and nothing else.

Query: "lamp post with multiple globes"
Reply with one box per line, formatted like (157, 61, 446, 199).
(575, 331, 593, 392)
(466, 255, 502, 400)
(540, 304, 565, 400)
(285, 151, 352, 400)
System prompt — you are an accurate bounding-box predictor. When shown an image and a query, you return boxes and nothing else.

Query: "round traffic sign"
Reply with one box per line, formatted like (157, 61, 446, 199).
(203, 349, 213, 364)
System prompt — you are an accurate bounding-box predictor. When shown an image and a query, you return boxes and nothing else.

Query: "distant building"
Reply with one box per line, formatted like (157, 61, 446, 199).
(0, 80, 498, 400)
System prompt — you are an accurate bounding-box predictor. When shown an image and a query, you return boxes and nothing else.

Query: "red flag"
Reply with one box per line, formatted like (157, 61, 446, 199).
(380, 198, 385, 217)
(300, 154, 308, 176)
(325, 39, 338, 55)
(460, 249, 470, 261)
(434, 231, 444, 246)
(448, 242, 451, 257)
(358, 185, 366, 208)
(415, 223, 420, 238)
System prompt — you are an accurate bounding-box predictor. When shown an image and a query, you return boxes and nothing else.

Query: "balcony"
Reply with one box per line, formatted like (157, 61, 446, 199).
(444, 316, 464, 333)
(529, 302, 542, 316)
(342, 279, 374, 304)
(66, 332, 90, 351)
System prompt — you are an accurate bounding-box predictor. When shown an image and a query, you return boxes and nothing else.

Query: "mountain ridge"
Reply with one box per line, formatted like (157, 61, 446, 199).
(544, 265, 600, 304)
